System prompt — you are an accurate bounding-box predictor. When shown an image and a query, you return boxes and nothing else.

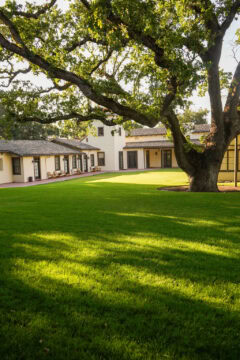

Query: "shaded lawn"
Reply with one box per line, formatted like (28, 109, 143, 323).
(0, 169, 240, 359)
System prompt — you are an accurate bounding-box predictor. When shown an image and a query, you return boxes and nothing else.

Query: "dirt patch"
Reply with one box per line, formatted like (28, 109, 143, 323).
(158, 185, 240, 192)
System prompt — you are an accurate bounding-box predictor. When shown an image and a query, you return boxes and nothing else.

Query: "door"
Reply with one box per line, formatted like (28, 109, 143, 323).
(146, 150, 150, 168)
(77, 155, 82, 171)
(162, 150, 172, 168)
(33, 157, 41, 180)
(64, 156, 69, 174)
(127, 151, 138, 169)
(119, 151, 124, 170)
(83, 154, 88, 172)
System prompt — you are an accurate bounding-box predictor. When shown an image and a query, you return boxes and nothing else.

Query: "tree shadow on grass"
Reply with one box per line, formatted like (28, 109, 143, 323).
(0, 226, 240, 359)
(1, 245, 240, 360)
(1, 180, 240, 359)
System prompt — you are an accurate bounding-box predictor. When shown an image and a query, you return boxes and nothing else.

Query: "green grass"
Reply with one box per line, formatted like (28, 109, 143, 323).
(0, 169, 240, 360)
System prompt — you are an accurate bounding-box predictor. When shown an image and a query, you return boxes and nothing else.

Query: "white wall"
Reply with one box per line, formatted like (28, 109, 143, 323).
(0, 153, 13, 184)
(190, 132, 206, 140)
(126, 134, 166, 142)
(138, 149, 145, 169)
(149, 149, 161, 167)
(82, 120, 126, 171)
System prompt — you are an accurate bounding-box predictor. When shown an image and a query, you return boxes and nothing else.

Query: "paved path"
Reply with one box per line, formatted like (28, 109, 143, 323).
(0, 168, 161, 189)
(0, 172, 103, 188)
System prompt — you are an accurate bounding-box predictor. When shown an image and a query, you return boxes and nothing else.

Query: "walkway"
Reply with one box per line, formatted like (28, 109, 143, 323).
(0, 172, 103, 188)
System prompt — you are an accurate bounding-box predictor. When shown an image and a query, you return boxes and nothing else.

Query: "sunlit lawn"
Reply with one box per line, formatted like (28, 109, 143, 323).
(0, 169, 240, 359)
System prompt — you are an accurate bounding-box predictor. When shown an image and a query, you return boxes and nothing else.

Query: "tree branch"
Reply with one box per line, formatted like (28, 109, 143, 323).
(104, 0, 173, 70)
(0, 10, 27, 48)
(220, 1, 240, 34)
(224, 61, 240, 122)
(8, 0, 57, 19)
(65, 36, 108, 53)
(165, 109, 196, 175)
(80, 0, 91, 10)
(0, 29, 156, 127)
(190, 1, 220, 33)
(10, 111, 115, 125)
(0, 65, 31, 87)
(89, 49, 114, 75)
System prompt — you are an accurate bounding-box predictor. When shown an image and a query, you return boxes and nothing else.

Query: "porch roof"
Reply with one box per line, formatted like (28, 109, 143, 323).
(0, 140, 81, 156)
(52, 138, 100, 151)
(123, 139, 202, 149)
(126, 124, 210, 137)
(124, 140, 174, 149)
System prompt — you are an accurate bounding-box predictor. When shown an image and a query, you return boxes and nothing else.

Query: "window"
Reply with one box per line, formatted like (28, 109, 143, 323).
(72, 155, 77, 169)
(12, 157, 21, 175)
(77, 155, 82, 171)
(98, 127, 104, 136)
(118, 127, 122, 136)
(220, 149, 240, 171)
(97, 152, 105, 166)
(90, 154, 95, 167)
(0, 159, 3, 171)
(55, 156, 61, 171)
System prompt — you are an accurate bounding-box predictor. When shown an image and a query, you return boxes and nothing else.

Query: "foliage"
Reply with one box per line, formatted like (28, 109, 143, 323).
(1, 170, 240, 359)
(178, 107, 209, 126)
(57, 119, 94, 139)
(0, 113, 60, 139)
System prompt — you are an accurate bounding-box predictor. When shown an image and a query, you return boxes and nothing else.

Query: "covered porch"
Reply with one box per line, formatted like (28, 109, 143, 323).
(123, 141, 178, 170)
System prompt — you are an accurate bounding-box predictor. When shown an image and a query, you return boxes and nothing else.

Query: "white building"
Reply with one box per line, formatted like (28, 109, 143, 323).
(0, 140, 99, 185)
(81, 120, 126, 171)
(82, 121, 210, 171)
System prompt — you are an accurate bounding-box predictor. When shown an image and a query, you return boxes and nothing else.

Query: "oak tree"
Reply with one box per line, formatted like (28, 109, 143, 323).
(0, 0, 240, 191)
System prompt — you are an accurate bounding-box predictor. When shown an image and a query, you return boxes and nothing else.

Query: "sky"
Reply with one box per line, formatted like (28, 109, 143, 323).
(0, 0, 240, 118)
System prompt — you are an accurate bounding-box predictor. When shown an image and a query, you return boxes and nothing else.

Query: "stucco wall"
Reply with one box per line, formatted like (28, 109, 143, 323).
(82, 120, 125, 171)
(190, 132, 207, 140)
(218, 171, 240, 182)
(126, 134, 166, 142)
(149, 149, 161, 167)
(138, 149, 144, 169)
(0, 153, 13, 184)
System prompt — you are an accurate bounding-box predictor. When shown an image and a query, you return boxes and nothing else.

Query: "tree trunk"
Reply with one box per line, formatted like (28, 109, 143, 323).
(189, 162, 220, 192)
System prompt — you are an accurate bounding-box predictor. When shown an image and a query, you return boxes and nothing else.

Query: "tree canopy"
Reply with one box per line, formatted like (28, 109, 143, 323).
(0, 0, 240, 190)
(178, 108, 209, 126)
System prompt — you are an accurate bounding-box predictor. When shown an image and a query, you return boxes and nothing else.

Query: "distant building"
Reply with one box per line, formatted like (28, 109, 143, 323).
(83, 121, 209, 171)
(81, 120, 126, 171)
(0, 140, 98, 184)
(0, 123, 239, 185)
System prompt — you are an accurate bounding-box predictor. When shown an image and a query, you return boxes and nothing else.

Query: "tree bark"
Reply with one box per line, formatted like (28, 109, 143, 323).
(188, 161, 221, 192)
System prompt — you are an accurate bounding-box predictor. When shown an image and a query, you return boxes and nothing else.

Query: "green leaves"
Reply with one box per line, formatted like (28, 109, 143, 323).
(0, 0, 239, 133)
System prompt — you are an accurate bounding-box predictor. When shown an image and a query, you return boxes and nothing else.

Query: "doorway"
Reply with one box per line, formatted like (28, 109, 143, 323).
(83, 154, 88, 172)
(162, 150, 172, 168)
(127, 151, 138, 169)
(146, 150, 150, 168)
(119, 151, 124, 170)
(33, 157, 41, 180)
(64, 156, 69, 174)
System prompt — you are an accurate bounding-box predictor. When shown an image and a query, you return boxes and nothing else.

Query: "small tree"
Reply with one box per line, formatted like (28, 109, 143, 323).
(0, 1, 240, 191)
(178, 108, 209, 126)
(0, 112, 60, 139)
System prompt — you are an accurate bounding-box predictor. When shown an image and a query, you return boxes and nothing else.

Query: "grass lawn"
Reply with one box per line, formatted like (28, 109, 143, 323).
(0, 169, 240, 360)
